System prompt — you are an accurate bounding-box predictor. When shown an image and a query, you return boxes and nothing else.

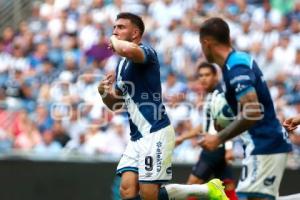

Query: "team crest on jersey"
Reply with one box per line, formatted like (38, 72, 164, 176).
(235, 83, 247, 93)
(264, 176, 276, 186)
(117, 80, 128, 95)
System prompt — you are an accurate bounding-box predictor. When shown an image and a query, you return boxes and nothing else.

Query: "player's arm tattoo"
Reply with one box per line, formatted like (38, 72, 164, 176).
(218, 91, 263, 143)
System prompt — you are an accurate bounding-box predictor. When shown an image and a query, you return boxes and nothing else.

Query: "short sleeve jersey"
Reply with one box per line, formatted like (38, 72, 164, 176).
(115, 44, 170, 141)
(222, 50, 292, 155)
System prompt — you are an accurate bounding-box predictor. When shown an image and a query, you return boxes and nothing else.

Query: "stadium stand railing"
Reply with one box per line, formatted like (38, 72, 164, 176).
(0, 0, 33, 33)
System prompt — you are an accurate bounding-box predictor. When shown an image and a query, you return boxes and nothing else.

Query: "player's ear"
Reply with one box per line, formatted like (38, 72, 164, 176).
(132, 28, 139, 41)
(201, 37, 210, 47)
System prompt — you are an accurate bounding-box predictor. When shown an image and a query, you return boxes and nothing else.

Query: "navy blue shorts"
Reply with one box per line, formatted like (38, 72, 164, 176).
(191, 147, 234, 182)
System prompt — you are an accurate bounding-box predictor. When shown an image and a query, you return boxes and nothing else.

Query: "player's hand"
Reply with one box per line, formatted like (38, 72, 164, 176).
(175, 136, 184, 146)
(198, 134, 221, 151)
(98, 74, 114, 97)
(108, 35, 117, 51)
(283, 117, 299, 132)
(225, 149, 234, 162)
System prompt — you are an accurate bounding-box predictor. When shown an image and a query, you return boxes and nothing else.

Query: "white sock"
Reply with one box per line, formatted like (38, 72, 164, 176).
(164, 184, 209, 199)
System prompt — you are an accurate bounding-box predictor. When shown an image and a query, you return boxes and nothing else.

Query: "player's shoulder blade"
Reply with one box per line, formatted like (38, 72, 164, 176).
(226, 51, 253, 70)
(140, 43, 156, 54)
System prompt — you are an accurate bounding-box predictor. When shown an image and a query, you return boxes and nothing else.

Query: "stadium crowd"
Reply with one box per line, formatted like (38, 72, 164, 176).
(0, 0, 300, 168)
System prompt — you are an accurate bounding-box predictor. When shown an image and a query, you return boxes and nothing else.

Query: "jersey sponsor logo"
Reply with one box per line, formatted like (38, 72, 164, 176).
(156, 141, 162, 173)
(264, 176, 276, 186)
(166, 167, 172, 175)
(235, 83, 247, 93)
(141, 92, 149, 99)
(230, 75, 251, 85)
(145, 172, 153, 178)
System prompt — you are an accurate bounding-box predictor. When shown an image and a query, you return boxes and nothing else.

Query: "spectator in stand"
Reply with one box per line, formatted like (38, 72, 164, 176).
(34, 130, 62, 154)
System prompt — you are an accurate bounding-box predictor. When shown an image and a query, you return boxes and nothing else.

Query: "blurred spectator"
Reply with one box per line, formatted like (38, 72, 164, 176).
(85, 31, 113, 67)
(34, 130, 62, 154)
(62, 104, 88, 141)
(0, 128, 12, 152)
(286, 0, 300, 22)
(273, 31, 296, 69)
(29, 43, 49, 70)
(78, 13, 99, 50)
(64, 132, 87, 153)
(284, 48, 300, 78)
(2, 26, 15, 54)
(35, 59, 61, 85)
(103, 115, 128, 157)
(162, 71, 187, 102)
(252, 0, 282, 27)
(84, 121, 108, 155)
(52, 120, 70, 147)
(49, 70, 78, 103)
(14, 114, 41, 150)
(30, 104, 54, 133)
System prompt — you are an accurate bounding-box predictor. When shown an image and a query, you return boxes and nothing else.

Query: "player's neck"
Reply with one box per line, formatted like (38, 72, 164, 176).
(207, 82, 218, 93)
(132, 38, 142, 45)
(213, 46, 232, 67)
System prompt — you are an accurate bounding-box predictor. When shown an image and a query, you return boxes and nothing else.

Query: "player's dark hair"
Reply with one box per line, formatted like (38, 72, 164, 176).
(197, 62, 217, 75)
(199, 17, 230, 45)
(117, 12, 145, 36)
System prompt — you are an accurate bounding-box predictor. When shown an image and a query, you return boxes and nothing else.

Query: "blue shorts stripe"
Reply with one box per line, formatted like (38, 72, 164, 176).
(237, 192, 275, 200)
(116, 167, 138, 176)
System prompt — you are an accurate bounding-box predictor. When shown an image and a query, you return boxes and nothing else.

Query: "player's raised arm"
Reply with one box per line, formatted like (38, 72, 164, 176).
(110, 35, 145, 63)
(176, 125, 202, 146)
(98, 74, 124, 111)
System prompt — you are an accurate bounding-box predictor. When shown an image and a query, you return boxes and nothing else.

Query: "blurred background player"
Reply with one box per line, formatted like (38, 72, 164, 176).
(198, 17, 292, 200)
(98, 12, 228, 200)
(176, 62, 238, 200)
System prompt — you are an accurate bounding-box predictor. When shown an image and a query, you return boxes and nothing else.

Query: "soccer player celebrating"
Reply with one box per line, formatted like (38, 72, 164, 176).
(198, 17, 292, 200)
(98, 12, 228, 200)
(176, 62, 238, 200)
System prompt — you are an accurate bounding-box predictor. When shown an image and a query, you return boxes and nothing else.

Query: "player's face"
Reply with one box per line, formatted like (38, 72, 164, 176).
(113, 18, 137, 42)
(200, 37, 214, 63)
(198, 67, 217, 92)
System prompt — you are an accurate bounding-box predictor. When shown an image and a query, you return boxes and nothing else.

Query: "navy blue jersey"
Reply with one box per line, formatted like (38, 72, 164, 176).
(115, 44, 170, 141)
(222, 50, 292, 155)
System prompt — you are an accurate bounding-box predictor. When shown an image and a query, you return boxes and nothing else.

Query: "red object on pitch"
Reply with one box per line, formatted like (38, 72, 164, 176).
(187, 197, 198, 200)
(225, 189, 238, 200)
(223, 178, 238, 200)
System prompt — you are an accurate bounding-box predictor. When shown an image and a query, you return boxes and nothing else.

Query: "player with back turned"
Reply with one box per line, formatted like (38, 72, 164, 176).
(176, 62, 238, 200)
(98, 12, 228, 200)
(198, 17, 292, 200)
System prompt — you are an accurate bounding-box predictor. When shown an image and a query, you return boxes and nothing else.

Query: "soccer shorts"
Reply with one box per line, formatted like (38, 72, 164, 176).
(116, 125, 175, 183)
(236, 153, 288, 200)
(192, 148, 234, 182)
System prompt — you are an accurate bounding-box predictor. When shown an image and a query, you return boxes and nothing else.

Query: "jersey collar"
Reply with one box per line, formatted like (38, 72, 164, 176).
(223, 49, 235, 71)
